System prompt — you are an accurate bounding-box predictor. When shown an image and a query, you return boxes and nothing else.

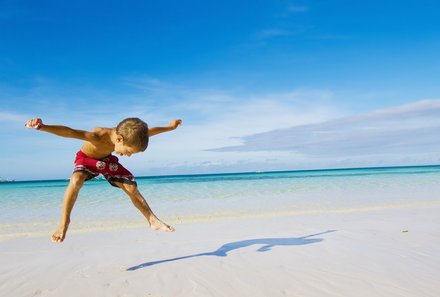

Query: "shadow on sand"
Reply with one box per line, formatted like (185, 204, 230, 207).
(127, 230, 336, 271)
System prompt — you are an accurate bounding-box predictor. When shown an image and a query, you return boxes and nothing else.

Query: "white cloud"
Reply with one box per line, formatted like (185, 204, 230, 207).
(256, 28, 292, 40)
(277, 4, 309, 18)
(286, 4, 309, 14)
(210, 100, 440, 161)
(0, 111, 28, 123)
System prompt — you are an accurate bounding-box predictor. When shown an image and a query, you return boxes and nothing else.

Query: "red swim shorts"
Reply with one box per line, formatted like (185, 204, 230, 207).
(73, 150, 136, 187)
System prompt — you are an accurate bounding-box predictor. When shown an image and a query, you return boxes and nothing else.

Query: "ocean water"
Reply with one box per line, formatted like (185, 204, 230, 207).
(1, 166, 440, 240)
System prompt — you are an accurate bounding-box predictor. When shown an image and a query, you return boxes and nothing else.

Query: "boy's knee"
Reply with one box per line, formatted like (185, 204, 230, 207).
(69, 172, 87, 189)
(123, 183, 138, 194)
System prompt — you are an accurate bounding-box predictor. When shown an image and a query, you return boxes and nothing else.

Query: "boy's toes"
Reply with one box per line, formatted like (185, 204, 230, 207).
(51, 231, 65, 243)
(149, 217, 175, 232)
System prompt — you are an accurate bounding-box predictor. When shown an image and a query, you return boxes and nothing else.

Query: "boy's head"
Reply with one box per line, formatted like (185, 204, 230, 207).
(114, 118, 149, 156)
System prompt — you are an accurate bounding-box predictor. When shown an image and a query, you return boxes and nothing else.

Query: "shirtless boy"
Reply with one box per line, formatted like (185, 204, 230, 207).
(25, 117, 181, 243)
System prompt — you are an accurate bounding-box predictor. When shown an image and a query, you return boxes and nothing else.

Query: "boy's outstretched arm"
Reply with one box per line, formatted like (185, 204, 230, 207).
(25, 118, 98, 142)
(149, 119, 182, 137)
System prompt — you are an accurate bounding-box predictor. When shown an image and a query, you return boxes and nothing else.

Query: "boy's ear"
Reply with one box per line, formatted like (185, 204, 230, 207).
(116, 134, 124, 143)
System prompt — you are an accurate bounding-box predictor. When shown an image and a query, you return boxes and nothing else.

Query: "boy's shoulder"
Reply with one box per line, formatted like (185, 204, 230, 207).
(91, 127, 112, 135)
(89, 127, 114, 142)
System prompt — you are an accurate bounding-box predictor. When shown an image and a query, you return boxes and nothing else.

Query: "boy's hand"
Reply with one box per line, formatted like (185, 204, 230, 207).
(169, 119, 182, 129)
(25, 118, 43, 130)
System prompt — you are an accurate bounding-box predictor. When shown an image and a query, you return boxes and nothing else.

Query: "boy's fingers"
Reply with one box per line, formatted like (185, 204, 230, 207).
(25, 119, 43, 130)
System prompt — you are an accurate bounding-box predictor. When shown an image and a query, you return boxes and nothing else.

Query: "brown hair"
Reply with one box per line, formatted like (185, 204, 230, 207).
(116, 118, 149, 151)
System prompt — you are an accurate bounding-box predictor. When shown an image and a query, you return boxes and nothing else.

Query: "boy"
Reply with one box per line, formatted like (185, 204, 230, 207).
(25, 117, 182, 243)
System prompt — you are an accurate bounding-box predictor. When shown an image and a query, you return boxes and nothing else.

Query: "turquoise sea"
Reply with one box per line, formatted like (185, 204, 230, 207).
(1, 166, 440, 240)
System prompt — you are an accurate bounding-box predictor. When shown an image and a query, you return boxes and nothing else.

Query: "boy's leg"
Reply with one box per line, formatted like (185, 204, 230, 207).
(114, 182, 174, 232)
(52, 172, 88, 242)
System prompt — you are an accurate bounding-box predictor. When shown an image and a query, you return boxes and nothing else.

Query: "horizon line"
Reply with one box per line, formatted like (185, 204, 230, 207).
(3, 163, 439, 184)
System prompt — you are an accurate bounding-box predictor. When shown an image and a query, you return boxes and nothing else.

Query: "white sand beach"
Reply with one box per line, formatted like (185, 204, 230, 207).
(1, 205, 439, 297)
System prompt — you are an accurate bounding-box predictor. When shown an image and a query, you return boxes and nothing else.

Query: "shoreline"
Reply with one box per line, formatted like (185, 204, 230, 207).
(2, 201, 440, 242)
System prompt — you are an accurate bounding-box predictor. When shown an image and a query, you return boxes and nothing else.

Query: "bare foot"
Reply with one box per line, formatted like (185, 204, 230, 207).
(51, 226, 68, 243)
(149, 216, 175, 232)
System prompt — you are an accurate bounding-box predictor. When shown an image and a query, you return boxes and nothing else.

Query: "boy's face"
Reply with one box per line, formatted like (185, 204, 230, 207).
(114, 135, 142, 157)
(115, 143, 142, 157)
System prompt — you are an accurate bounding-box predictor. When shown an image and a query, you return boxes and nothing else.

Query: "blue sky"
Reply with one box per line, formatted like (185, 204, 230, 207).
(1, 0, 440, 180)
